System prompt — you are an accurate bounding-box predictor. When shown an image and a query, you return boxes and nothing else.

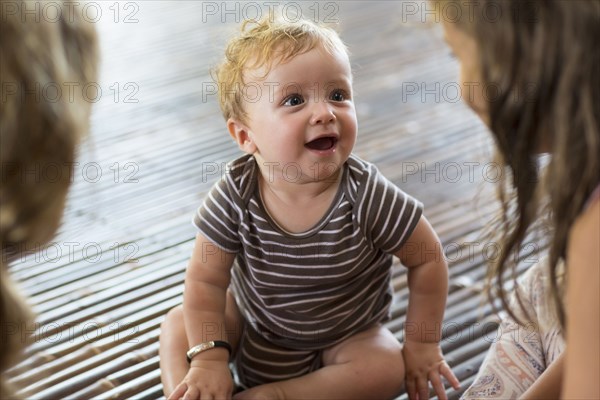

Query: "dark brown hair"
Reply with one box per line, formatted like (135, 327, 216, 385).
(436, 0, 599, 326)
(0, 1, 98, 396)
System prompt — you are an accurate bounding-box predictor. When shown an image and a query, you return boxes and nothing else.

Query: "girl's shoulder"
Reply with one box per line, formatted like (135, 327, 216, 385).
(570, 194, 600, 250)
(563, 186, 600, 399)
(583, 184, 600, 212)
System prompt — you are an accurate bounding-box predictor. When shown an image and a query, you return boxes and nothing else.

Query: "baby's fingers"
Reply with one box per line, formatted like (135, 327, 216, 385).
(198, 390, 212, 400)
(417, 376, 429, 400)
(429, 371, 447, 400)
(440, 363, 460, 390)
(406, 377, 418, 400)
(183, 385, 200, 400)
(168, 382, 188, 400)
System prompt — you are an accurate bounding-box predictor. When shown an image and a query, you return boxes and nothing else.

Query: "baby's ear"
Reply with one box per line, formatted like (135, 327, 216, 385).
(227, 118, 256, 154)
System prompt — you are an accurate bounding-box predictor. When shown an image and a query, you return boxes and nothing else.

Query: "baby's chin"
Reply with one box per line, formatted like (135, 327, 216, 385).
(306, 162, 343, 184)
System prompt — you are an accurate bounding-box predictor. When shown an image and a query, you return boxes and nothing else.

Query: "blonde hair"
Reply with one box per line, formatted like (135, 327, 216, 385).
(0, 1, 99, 396)
(214, 15, 348, 124)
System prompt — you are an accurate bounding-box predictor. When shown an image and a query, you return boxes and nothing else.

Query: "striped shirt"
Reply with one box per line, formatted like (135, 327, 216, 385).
(194, 154, 423, 350)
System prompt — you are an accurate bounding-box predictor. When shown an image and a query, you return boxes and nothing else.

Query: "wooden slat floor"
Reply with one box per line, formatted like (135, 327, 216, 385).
(6, 1, 524, 398)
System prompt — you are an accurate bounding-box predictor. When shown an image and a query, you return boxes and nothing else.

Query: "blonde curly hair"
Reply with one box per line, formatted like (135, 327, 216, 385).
(214, 15, 348, 124)
(0, 1, 99, 396)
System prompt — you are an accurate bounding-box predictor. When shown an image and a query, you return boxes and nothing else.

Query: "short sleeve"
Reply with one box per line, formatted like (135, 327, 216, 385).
(193, 176, 242, 254)
(355, 162, 423, 254)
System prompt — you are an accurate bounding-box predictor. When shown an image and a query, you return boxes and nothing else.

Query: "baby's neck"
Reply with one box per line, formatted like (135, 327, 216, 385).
(258, 168, 342, 234)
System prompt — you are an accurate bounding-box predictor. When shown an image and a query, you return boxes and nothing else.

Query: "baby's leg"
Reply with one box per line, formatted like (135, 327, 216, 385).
(159, 290, 243, 397)
(234, 324, 404, 400)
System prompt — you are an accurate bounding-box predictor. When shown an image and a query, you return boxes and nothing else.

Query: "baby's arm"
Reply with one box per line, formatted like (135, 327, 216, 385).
(395, 216, 460, 400)
(169, 233, 236, 400)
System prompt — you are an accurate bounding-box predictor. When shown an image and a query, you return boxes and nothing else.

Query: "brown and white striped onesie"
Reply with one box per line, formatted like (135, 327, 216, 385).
(194, 154, 423, 388)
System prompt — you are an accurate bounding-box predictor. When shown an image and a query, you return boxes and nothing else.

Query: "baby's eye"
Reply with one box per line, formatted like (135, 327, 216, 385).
(330, 90, 347, 102)
(283, 95, 304, 106)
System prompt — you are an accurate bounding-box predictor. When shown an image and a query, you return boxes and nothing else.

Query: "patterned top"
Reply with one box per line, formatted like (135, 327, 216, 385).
(462, 259, 565, 399)
(194, 154, 423, 350)
(463, 184, 600, 399)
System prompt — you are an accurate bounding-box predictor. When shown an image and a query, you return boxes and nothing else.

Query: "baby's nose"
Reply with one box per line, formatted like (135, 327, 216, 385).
(310, 102, 336, 125)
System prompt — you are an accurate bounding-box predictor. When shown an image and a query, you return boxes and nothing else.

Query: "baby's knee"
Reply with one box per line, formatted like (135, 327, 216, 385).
(328, 331, 405, 396)
(361, 346, 405, 395)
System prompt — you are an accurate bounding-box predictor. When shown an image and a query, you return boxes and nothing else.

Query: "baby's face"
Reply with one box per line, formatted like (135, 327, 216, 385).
(241, 45, 357, 184)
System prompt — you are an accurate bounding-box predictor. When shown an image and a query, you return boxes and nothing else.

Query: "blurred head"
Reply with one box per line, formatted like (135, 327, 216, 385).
(214, 15, 349, 125)
(1, 0, 99, 252)
(0, 0, 99, 395)
(436, 0, 600, 326)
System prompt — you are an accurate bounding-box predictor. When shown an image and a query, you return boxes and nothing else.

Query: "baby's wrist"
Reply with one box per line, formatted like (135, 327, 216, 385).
(187, 340, 232, 363)
(404, 337, 441, 346)
(404, 322, 442, 343)
(189, 350, 230, 366)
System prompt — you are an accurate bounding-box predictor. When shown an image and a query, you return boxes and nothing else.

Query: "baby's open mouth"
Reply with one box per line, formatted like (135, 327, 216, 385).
(304, 136, 338, 151)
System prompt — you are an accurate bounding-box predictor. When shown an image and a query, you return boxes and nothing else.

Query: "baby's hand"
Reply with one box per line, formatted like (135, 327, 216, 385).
(402, 340, 460, 400)
(168, 360, 233, 400)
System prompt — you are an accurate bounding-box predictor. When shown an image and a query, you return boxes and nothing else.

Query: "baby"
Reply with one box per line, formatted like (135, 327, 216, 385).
(160, 16, 459, 400)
